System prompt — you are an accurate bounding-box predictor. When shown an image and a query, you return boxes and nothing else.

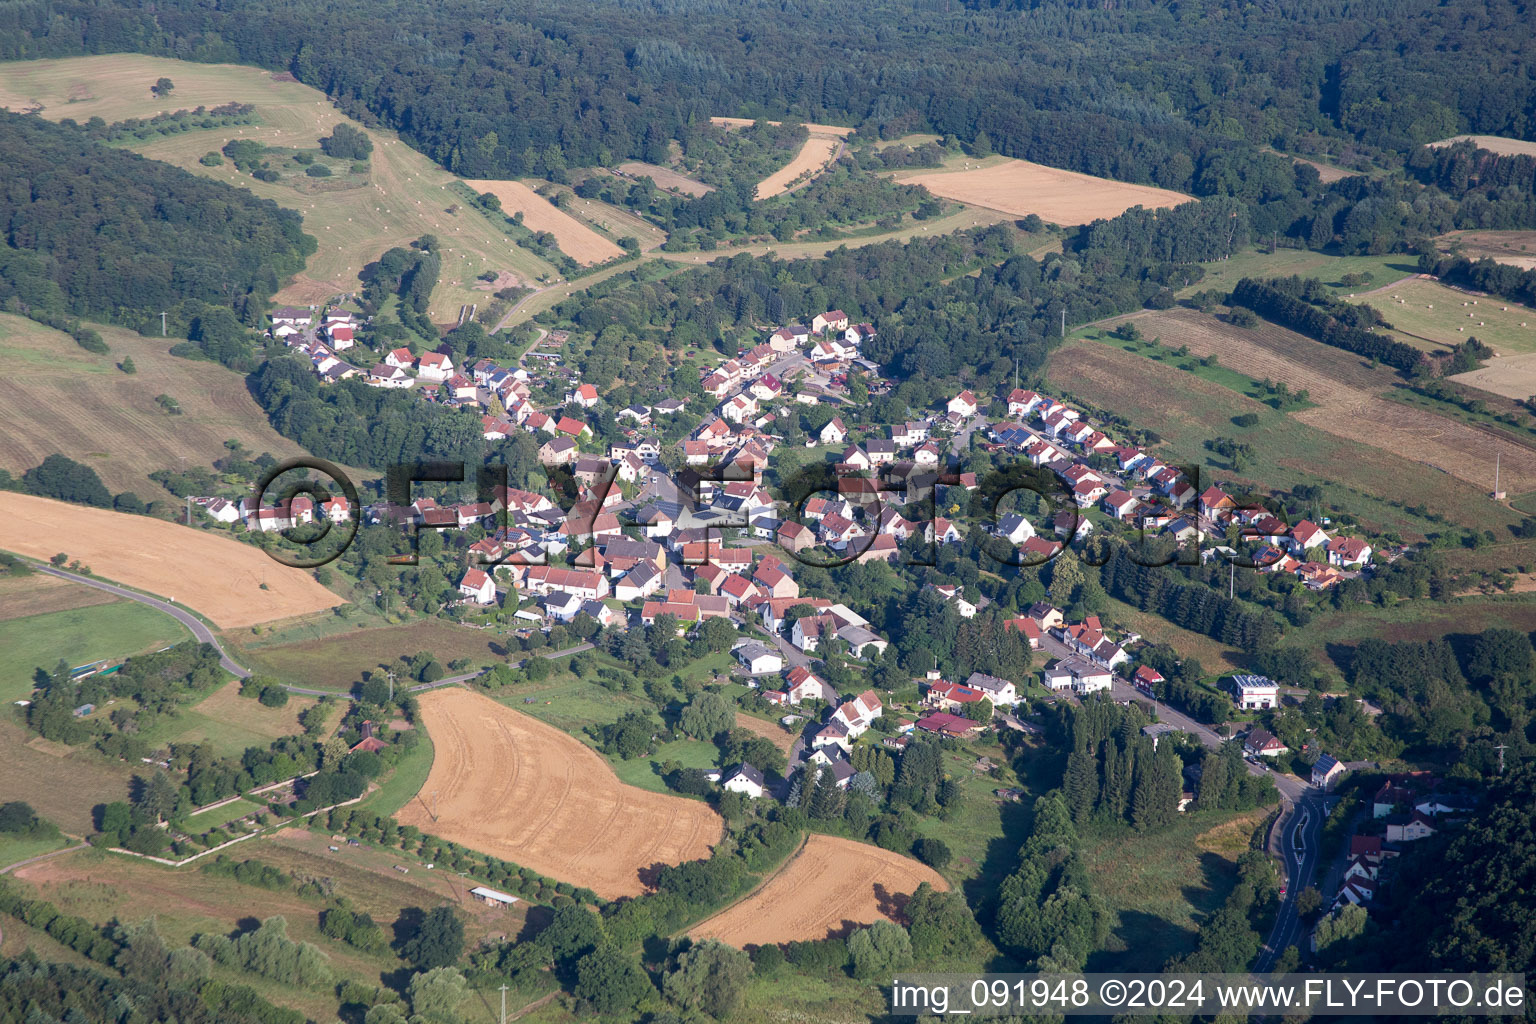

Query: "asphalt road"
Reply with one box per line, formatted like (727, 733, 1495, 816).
(32, 563, 252, 679)
(1254, 791, 1325, 971)
(26, 561, 591, 699)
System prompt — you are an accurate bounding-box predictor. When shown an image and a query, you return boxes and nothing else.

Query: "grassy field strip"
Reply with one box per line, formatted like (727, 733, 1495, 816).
(0, 600, 190, 703)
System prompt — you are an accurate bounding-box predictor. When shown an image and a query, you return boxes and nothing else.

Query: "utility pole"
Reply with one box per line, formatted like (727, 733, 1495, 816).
(387, 669, 395, 702)
(185, 495, 192, 526)
(159, 311, 167, 337)
(1060, 307, 1066, 340)
(1495, 743, 1507, 774)
(500, 984, 509, 1024)
(1230, 560, 1235, 599)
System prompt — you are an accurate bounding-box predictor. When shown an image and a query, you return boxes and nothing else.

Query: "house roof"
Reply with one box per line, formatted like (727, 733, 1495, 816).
(727, 763, 765, 787)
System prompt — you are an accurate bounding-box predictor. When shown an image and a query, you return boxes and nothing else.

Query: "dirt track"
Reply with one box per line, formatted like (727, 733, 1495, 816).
(688, 833, 946, 946)
(0, 493, 342, 629)
(398, 688, 722, 899)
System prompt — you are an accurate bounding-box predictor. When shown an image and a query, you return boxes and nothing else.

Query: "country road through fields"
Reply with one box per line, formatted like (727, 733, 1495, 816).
(24, 561, 590, 697)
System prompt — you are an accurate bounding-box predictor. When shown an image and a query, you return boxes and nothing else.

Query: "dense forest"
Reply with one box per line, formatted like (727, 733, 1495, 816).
(6, 0, 1536, 189)
(0, 110, 313, 327)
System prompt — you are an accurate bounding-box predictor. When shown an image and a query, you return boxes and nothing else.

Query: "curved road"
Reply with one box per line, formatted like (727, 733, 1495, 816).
(32, 563, 251, 679)
(1254, 790, 1325, 972)
(26, 561, 591, 698)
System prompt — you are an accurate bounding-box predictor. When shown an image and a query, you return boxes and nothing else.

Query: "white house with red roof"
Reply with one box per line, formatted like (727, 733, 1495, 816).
(1289, 519, 1329, 553)
(947, 389, 978, 418)
(812, 309, 849, 334)
(784, 666, 835, 705)
(819, 416, 848, 445)
(417, 351, 454, 382)
(1326, 536, 1372, 567)
(1198, 486, 1236, 520)
(1103, 490, 1139, 521)
(830, 690, 883, 738)
(458, 568, 496, 604)
(1007, 388, 1040, 418)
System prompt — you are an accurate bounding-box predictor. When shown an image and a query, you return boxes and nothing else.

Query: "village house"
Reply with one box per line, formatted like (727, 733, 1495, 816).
(926, 680, 987, 711)
(1311, 754, 1346, 790)
(1229, 674, 1279, 710)
(1244, 728, 1289, 758)
(963, 672, 1019, 707)
(722, 763, 766, 799)
(417, 351, 453, 382)
(812, 309, 850, 334)
(566, 382, 600, 408)
(946, 389, 979, 418)
(915, 711, 985, 739)
(457, 567, 497, 605)
(1043, 656, 1113, 695)
(735, 642, 783, 675)
(784, 666, 836, 705)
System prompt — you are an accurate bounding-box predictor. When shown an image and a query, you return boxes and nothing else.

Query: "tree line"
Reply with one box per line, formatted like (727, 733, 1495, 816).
(1230, 276, 1425, 372)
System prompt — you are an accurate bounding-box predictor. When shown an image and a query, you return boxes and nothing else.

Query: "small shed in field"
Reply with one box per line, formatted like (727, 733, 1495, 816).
(470, 886, 520, 907)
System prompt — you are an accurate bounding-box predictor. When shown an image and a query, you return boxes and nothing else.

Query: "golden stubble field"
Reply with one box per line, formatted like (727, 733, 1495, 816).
(0, 492, 343, 629)
(462, 180, 626, 264)
(689, 834, 947, 946)
(896, 157, 1194, 224)
(398, 688, 722, 899)
(754, 136, 841, 199)
(0, 54, 559, 319)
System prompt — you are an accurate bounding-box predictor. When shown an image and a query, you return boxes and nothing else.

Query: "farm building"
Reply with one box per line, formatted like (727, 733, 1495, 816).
(469, 886, 520, 907)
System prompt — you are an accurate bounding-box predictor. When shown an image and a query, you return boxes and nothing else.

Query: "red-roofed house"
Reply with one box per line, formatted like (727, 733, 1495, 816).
(418, 351, 454, 382)
(915, 711, 985, 739)
(458, 568, 496, 604)
(1326, 536, 1372, 567)
(947, 389, 978, 418)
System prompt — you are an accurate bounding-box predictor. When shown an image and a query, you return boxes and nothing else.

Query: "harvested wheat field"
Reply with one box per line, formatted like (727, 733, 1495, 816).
(690, 834, 947, 947)
(464, 180, 625, 265)
(733, 712, 796, 753)
(398, 688, 721, 899)
(710, 116, 853, 137)
(0, 493, 343, 629)
(1437, 230, 1536, 272)
(1450, 353, 1536, 400)
(754, 136, 841, 199)
(1429, 135, 1536, 158)
(897, 159, 1193, 225)
(615, 161, 715, 196)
